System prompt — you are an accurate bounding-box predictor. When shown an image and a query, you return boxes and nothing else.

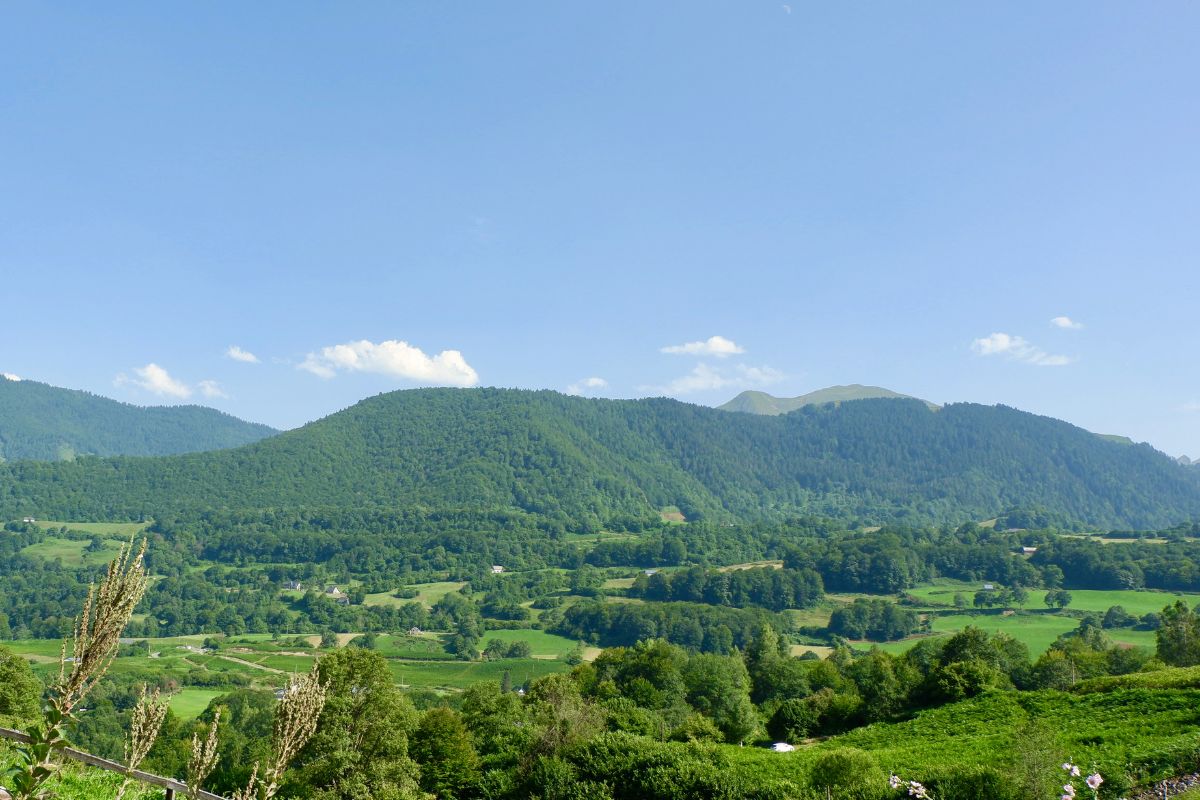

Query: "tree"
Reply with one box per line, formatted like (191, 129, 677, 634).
(410, 708, 480, 800)
(1045, 589, 1072, 610)
(319, 630, 339, 649)
(287, 647, 423, 800)
(680, 654, 758, 744)
(1156, 601, 1200, 666)
(0, 645, 40, 725)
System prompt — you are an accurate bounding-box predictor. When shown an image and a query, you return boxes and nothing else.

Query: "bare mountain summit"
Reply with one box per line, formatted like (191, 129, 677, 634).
(718, 384, 938, 415)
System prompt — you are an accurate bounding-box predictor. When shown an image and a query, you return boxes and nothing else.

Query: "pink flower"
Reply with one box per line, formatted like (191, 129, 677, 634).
(1086, 773, 1103, 790)
(1063, 784, 1076, 798)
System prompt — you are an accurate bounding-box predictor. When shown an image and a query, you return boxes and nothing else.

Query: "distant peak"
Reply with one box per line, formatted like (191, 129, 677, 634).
(718, 384, 936, 415)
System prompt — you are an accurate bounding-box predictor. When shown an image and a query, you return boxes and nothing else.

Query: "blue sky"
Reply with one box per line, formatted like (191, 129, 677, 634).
(1, 3, 1198, 455)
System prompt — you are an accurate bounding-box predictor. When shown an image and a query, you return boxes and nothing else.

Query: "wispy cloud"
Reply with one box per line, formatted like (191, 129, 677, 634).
(660, 335, 745, 358)
(645, 363, 784, 395)
(566, 376, 608, 396)
(298, 338, 479, 386)
(226, 345, 260, 363)
(1182, 401, 1200, 413)
(116, 363, 194, 398)
(197, 380, 227, 399)
(971, 332, 1071, 367)
(1050, 316, 1084, 330)
(2, 372, 20, 382)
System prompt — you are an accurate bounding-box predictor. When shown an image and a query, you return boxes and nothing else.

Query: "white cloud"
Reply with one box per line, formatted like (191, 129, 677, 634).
(226, 345, 260, 363)
(971, 333, 1071, 367)
(566, 376, 608, 396)
(660, 335, 745, 358)
(197, 380, 227, 399)
(117, 363, 194, 398)
(298, 339, 479, 387)
(1182, 401, 1200, 413)
(645, 363, 784, 395)
(2, 372, 20, 381)
(1051, 316, 1084, 330)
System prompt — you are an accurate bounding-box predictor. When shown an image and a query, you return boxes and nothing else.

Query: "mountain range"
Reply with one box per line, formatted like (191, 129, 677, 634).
(1, 386, 1196, 529)
(0, 376, 277, 462)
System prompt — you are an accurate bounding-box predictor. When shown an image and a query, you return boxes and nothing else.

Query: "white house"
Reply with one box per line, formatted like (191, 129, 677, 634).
(491, 565, 505, 574)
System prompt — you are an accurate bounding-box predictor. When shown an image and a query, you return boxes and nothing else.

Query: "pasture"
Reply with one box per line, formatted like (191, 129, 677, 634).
(908, 581, 1197, 616)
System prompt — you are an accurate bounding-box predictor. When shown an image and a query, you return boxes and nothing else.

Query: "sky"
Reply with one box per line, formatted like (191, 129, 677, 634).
(1, 3, 1198, 455)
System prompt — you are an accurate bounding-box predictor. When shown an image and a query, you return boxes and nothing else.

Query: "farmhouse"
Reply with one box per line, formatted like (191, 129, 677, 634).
(491, 565, 505, 574)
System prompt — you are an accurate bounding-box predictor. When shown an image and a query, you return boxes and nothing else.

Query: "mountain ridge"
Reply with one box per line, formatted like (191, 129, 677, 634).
(718, 384, 938, 415)
(1, 387, 1196, 529)
(0, 376, 278, 461)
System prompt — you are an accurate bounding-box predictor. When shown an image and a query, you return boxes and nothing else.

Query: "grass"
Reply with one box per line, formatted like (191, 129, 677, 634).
(481, 628, 579, 657)
(168, 688, 224, 719)
(722, 687, 1200, 793)
(363, 581, 467, 609)
(31, 520, 151, 537)
(20, 537, 126, 567)
(908, 582, 1198, 617)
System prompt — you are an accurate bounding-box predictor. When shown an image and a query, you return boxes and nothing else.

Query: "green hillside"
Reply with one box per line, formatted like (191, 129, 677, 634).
(719, 384, 938, 415)
(1, 388, 1197, 528)
(0, 377, 277, 461)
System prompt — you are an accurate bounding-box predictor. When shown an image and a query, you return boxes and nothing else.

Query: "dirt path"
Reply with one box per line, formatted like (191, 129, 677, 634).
(215, 654, 286, 674)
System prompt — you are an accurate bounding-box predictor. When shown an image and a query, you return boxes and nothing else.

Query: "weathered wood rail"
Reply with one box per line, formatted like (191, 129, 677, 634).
(0, 726, 227, 800)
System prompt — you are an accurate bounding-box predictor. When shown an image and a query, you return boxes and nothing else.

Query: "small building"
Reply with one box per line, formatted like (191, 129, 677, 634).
(771, 742, 795, 753)
(982, 583, 995, 591)
(22, 517, 36, 523)
(407, 627, 423, 636)
(285, 580, 303, 591)
(1021, 546, 1038, 555)
(643, 569, 659, 576)
(491, 565, 505, 574)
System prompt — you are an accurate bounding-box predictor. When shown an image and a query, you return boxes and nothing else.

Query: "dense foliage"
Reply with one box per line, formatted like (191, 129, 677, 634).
(1, 389, 1197, 528)
(0, 378, 276, 462)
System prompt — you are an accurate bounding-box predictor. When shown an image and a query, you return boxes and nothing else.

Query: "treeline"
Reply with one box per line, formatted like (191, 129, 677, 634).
(630, 565, 824, 611)
(828, 598, 921, 641)
(550, 600, 780, 653)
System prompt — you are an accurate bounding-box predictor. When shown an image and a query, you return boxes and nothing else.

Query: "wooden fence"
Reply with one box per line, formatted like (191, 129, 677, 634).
(0, 726, 227, 800)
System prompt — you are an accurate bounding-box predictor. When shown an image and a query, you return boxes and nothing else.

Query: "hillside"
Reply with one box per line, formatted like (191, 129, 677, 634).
(0, 377, 278, 461)
(1, 388, 1197, 528)
(719, 384, 937, 415)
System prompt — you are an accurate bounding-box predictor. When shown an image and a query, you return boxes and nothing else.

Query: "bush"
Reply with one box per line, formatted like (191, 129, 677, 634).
(922, 766, 1020, 800)
(809, 748, 885, 799)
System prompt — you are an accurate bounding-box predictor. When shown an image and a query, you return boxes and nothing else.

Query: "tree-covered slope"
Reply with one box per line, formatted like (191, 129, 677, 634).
(0, 377, 277, 461)
(0, 388, 1197, 528)
(719, 384, 937, 415)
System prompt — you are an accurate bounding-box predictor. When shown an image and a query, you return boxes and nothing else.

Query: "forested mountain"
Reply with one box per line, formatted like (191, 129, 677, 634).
(1, 388, 1196, 528)
(0, 377, 277, 461)
(719, 384, 937, 415)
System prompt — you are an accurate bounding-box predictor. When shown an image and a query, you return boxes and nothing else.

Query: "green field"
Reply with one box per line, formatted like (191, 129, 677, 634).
(168, 688, 225, 719)
(481, 628, 578, 657)
(364, 581, 467, 608)
(31, 520, 151, 537)
(20, 537, 126, 567)
(908, 582, 1198, 616)
(858, 611, 1159, 656)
